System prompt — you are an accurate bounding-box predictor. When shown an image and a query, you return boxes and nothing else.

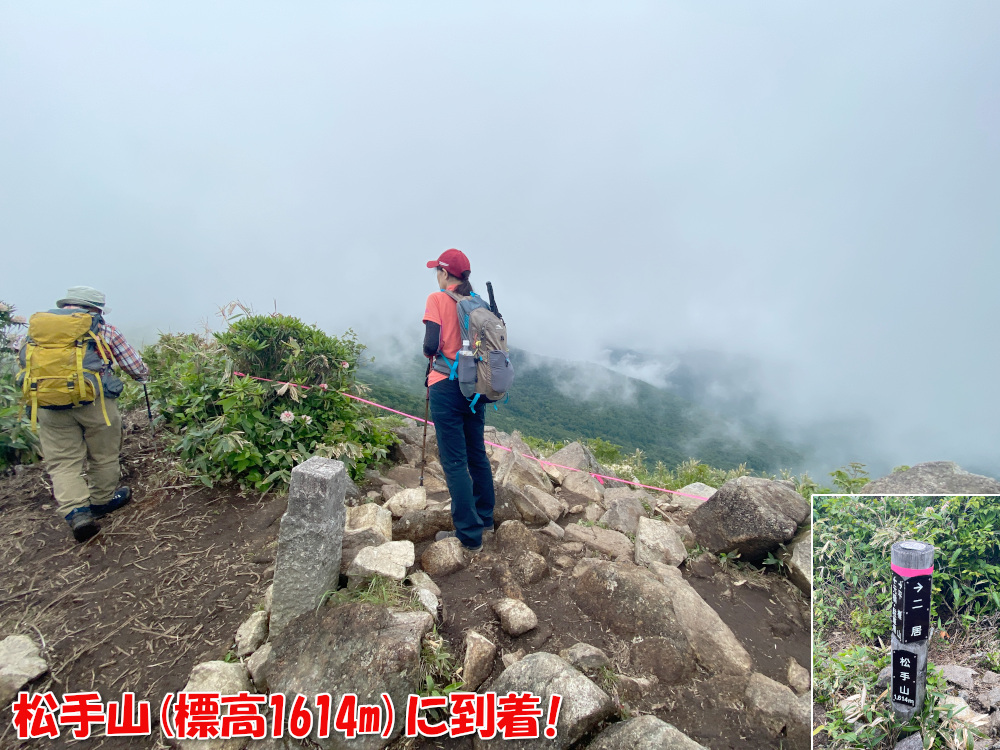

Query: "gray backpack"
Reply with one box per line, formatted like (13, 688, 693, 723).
(432, 289, 514, 411)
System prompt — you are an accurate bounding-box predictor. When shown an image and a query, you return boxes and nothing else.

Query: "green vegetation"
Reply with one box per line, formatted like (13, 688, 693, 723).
(814, 494, 1000, 748)
(145, 306, 395, 489)
(319, 575, 419, 611)
(0, 301, 38, 470)
(360, 348, 803, 475)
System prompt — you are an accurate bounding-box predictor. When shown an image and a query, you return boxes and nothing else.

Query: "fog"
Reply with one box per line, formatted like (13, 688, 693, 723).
(2, 2, 998, 478)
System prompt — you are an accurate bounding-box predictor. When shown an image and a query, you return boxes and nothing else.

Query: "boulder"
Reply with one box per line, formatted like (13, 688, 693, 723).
(545, 441, 603, 474)
(492, 598, 538, 636)
(894, 733, 924, 750)
(235, 611, 269, 657)
(346, 503, 393, 539)
(563, 524, 634, 560)
(860, 462, 1000, 494)
(179, 661, 252, 750)
(788, 658, 810, 695)
(474, 653, 613, 750)
(463, 630, 496, 691)
(407, 570, 441, 597)
(269, 603, 433, 749)
(540, 521, 565, 540)
(599, 495, 647, 535)
(634, 517, 687, 567)
(420, 537, 468, 577)
(688, 477, 809, 563)
(246, 643, 272, 692)
(496, 520, 548, 556)
(603, 486, 655, 510)
(743, 672, 810, 745)
(647, 563, 753, 678)
(573, 562, 695, 684)
(782, 526, 812, 595)
(494, 449, 553, 493)
(392, 507, 453, 543)
(381, 483, 402, 502)
(0, 635, 48, 707)
(497, 481, 550, 525)
(383, 487, 428, 518)
(588, 715, 708, 750)
(938, 664, 975, 691)
(347, 541, 416, 586)
(584, 503, 604, 522)
(511, 551, 549, 585)
(523, 486, 568, 521)
(558, 643, 610, 673)
(560, 472, 605, 505)
(414, 587, 439, 620)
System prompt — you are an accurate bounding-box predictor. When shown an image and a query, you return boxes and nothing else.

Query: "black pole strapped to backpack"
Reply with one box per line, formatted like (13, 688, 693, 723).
(486, 281, 502, 321)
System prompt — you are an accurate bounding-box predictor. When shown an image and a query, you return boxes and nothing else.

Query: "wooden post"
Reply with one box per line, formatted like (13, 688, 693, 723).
(890, 540, 934, 721)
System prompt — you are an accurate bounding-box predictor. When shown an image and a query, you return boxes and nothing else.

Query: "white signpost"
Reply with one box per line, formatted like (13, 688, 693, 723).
(890, 540, 935, 721)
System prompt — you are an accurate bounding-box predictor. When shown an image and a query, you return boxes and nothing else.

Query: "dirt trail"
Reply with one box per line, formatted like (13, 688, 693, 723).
(0, 413, 281, 749)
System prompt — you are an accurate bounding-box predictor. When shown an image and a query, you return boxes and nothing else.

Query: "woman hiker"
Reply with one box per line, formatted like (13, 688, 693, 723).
(423, 249, 496, 553)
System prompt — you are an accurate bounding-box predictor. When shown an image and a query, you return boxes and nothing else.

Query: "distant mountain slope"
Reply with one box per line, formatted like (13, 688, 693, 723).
(359, 348, 804, 474)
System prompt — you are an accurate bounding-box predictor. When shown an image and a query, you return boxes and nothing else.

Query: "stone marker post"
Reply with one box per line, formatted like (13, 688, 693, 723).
(890, 540, 934, 721)
(269, 457, 347, 636)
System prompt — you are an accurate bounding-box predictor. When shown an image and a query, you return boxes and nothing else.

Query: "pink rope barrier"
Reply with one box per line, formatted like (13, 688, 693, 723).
(232, 371, 709, 502)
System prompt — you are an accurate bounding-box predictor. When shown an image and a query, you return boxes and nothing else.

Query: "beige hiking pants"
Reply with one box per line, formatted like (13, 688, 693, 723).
(37, 400, 122, 517)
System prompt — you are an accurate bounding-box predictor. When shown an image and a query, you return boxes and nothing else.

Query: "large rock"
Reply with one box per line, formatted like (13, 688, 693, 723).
(860, 461, 1000, 494)
(493, 449, 553, 493)
(235, 611, 269, 657)
(511, 551, 549, 584)
(588, 715, 708, 750)
(0, 635, 48, 707)
(558, 643, 610, 673)
(560, 472, 605, 505)
(496, 481, 550, 525)
(647, 563, 753, 678)
(564, 524, 634, 560)
(383, 487, 428, 518)
(392, 506, 452, 543)
(545, 441, 603, 474)
(496, 520, 548, 556)
(389, 423, 438, 465)
(573, 562, 695, 684)
(463, 630, 496, 691)
(269, 603, 433, 749)
(743, 672, 810, 745)
(271, 458, 347, 635)
(492, 598, 538, 636)
(667, 483, 716, 515)
(688, 477, 809, 563)
(341, 503, 394, 572)
(420, 537, 468, 577)
(599, 495, 647, 535)
(180, 661, 252, 750)
(347, 541, 416, 586)
(782, 526, 812, 595)
(246, 642, 272, 692)
(473, 653, 613, 750)
(635, 517, 687, 567)
(523, 486, 567, 521)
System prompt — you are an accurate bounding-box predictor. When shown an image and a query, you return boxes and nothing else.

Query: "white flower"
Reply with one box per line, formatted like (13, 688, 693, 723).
(301, 415, 313, 425)
(0, 303, 10, 313)
(279, 410, 295, 424)
(341, 361, 350, 369)
(11, 315, 26, 325)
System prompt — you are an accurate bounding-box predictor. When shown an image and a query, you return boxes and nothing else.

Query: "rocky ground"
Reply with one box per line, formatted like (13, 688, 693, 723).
(0, 417, 812, 749)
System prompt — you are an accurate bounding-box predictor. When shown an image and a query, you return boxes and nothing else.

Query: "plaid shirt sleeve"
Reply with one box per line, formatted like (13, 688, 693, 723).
(99, 322, 149, 381)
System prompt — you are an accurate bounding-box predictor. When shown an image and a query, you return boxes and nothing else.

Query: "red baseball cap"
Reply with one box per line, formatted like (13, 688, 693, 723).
(426, 248, 470, 277)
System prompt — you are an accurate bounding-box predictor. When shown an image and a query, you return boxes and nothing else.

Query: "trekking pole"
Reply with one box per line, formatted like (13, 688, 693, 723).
(486, 281, 503, 321)
(419, 362, 430, 488)
(142, 383, 154, 434)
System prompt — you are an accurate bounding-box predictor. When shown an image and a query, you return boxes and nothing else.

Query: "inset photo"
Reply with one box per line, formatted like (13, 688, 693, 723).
(813, 493, 1000, 749)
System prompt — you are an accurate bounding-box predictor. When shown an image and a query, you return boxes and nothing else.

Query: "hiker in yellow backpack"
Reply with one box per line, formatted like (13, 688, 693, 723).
(16, 286, 149, 543)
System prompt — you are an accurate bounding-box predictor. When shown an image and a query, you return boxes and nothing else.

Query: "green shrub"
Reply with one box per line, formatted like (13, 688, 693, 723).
(147, 312, 395, 489)
(814, 494, 1000, 636)
(0, 301, 38, 469)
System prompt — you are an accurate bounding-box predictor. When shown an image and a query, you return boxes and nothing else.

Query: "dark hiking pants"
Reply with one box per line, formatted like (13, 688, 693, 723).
(429, 377, 495, 548)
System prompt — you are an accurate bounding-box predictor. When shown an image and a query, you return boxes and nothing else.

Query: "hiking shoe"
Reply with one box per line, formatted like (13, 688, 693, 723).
(434, 530, 483, 553)
(91, 487, 132, 518)
(65, 508, 100, 543)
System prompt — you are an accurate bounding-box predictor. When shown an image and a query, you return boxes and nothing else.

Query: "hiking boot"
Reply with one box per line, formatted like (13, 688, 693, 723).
(65, 508, 100, 543)
(91, 487, 132, 518)
(434, 530, 483, 553)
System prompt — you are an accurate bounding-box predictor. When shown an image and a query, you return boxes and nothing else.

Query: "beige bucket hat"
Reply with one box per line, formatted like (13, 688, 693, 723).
(56, 286, 106, 310)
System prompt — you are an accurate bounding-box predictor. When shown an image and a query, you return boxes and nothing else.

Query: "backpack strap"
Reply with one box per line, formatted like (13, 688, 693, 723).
(469, 393, 481, 413)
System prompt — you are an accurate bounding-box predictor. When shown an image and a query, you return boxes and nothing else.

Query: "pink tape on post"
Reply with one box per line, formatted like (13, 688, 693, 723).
(891, 563, 934, 577)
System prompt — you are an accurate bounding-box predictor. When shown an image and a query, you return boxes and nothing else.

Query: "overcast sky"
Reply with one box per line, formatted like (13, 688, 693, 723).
(2, 2, 998, 478)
